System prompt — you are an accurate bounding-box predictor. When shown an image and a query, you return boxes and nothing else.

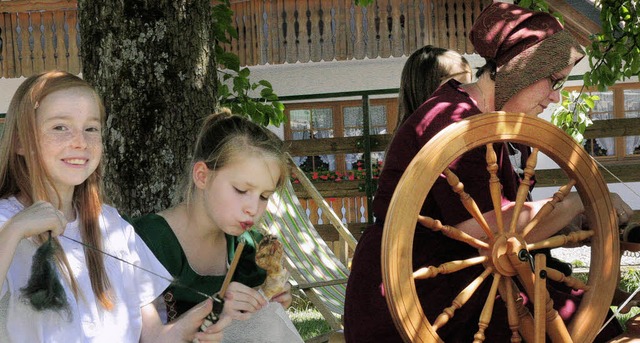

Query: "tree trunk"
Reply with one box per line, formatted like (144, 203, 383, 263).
(78, 0, 217, 216)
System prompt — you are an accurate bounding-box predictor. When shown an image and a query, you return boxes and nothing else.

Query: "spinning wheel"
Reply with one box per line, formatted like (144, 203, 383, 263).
(381, 112, 619, 343)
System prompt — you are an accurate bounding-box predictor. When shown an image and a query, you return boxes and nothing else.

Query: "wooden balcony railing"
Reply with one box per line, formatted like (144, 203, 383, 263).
(0, 0, 491, 78)
(0, 2, 80, 78)
(226, 0, 491, 66)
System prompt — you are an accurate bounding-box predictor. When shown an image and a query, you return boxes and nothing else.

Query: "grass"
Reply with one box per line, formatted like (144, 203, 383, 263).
(286, 269, 640, 339)
(287, 291, 332, 341)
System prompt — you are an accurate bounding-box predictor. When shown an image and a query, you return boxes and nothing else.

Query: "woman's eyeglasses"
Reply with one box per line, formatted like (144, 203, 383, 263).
(549, 75, 568, 91)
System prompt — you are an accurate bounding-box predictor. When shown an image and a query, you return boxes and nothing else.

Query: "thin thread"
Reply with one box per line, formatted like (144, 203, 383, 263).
(59, 234, 212, 300)
(598, 284, 640, 336)
(594, 158, 640, 201)
(591, 156, 640, 334)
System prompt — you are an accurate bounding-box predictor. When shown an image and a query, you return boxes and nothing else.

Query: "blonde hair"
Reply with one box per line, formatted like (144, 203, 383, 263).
(0, 71, 113, 309)
(180, 108, 288, 204)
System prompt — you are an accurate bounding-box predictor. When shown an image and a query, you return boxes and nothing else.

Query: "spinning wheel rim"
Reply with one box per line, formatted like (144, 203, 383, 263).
(381, 112, 619, 343)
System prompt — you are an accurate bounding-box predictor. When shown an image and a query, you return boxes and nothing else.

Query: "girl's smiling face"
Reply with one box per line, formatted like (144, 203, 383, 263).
(197, 153, 281, 236)
(32, 87, 103, 196)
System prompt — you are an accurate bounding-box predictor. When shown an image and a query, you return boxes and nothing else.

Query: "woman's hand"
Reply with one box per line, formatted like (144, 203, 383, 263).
(611, 193, 634, 225)
(221, 281, 267, 320)
(269, 281, 293, 309)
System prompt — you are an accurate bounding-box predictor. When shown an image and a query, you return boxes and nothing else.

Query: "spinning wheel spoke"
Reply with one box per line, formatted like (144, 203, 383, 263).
(413, 256, 489, 280)
(499, 278, 537, 342)
(418, 215, 489, 250)
(521, 180, 577, 238)
(473, 274, 502, 343)
(544, 266, 589, 291)
(486, 143, 505, 234)
(444, 168, 494, 240)
(433, 267, 494, 331)
(527, 230, 594, 251)
(508, 148, 539, 234)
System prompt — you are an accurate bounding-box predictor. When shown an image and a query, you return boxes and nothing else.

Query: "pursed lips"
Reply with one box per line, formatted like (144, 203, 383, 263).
(240, 221, 254, 230)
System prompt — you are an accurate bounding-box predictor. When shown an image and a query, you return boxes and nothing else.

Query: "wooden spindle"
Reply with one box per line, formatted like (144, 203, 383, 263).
(443, 168, 494, 240)
(413, 255, 488, 279)
(486, 143, 504, 233)
(527, 230, 594, 251)
(545, 267, 590, 291)
(521, 180, 576, 238)
(473, 274, 501, 343)
(418, 215, 489, 250)
(433, 267, 493, 331)
(508, 148, 538, 233)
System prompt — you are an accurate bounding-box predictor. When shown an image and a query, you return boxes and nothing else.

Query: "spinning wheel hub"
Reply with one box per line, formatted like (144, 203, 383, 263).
(490, 234, 527, 277)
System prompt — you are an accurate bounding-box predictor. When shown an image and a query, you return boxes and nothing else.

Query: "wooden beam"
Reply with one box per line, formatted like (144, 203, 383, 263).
(536, 163, 640, 187)
(292, 180, 367, 198)
(584, 118, 640, 139)
(547, 0, 601, 46)
(0, 0, 77, 12)
(286, 134, 392, 156)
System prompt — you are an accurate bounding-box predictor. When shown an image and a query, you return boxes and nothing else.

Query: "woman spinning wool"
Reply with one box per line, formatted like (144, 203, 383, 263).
(344, 2, 633, 342)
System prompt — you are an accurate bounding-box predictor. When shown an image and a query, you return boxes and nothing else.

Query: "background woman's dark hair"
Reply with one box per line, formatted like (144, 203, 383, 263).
(397, 45, 472, 129)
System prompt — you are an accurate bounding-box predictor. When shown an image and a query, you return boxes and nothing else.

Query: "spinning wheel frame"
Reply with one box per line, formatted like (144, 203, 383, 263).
(381, 112, 619, 343)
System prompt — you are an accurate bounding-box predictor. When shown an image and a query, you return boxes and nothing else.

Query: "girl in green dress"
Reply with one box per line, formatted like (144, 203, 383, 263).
(131, 109, 291, 325)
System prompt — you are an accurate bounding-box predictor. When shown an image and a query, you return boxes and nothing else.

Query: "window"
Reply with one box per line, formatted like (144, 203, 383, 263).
(565, 83, 640, 161)
(289, 108, 335, 171)
(284, 98, 397, 175)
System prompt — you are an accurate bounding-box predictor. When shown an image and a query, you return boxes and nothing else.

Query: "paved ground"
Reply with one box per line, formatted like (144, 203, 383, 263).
(552, 246, 640, 269)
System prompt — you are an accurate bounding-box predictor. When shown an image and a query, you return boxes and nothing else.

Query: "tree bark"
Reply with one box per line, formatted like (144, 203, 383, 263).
(78, 0, 217, 216)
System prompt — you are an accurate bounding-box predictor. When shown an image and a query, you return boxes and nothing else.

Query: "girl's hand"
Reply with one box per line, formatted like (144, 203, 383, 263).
(193, 315, 231, 343)
(221, 281, 267, 320)
(3, 201, 66, 239)
(142, 297, 231, 343)
(270, 281, 293, 309)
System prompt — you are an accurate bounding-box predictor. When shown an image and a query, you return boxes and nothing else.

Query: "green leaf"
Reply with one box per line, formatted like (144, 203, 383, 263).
(239, 67, 251, 78)
(219, 52, 240, 72)
(258, 79, 273, 88)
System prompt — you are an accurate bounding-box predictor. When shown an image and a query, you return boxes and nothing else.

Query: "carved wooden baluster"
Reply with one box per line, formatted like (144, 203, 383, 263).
(508, 148, 539, 234)
(443, 168, 494, 240)
(486, 143, 504, 233)
(413, 255, 488, 280)
(521, 180, 576, 238)
(418, 215, 489, 250)
(473, 274, 502, 343)
(432, 267, 493, 331)
(527, 230, 594, 251)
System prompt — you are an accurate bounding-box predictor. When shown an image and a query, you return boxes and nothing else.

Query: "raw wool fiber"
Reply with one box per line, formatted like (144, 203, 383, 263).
(20, 234, 71, 316)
